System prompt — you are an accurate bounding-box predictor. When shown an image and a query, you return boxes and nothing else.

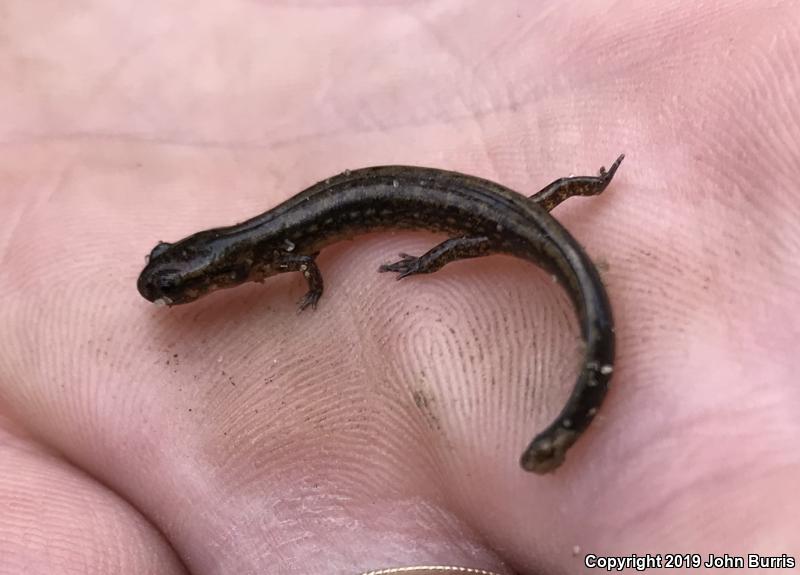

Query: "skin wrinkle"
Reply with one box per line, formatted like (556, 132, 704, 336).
(0, 203, 26, 266)
(84, 35, 171, 111)
(594, 405, 776, 521)
(1, 7, 631, 153)
(608, 456, 800, 546)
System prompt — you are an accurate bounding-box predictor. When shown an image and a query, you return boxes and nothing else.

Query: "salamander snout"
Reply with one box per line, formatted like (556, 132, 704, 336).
(137, 266, 188, 306)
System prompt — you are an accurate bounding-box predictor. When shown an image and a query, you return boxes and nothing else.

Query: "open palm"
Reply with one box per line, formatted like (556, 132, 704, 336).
(1, 2, 798, 574)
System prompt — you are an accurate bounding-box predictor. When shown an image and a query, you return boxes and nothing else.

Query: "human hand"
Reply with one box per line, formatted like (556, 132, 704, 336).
(1, 2, 798, 574)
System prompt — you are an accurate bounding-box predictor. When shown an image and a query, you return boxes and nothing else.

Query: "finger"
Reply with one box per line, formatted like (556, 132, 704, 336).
(0, 418, 187, 574)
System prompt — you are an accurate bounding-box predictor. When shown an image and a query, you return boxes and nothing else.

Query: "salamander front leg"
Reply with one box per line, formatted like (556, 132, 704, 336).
(378, 236, 491, 279)
(275, 253, 324, 311)
(530, 154, 625, 212)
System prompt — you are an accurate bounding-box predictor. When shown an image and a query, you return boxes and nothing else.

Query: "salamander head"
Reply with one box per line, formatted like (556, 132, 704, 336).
(137, 233, 255, 306)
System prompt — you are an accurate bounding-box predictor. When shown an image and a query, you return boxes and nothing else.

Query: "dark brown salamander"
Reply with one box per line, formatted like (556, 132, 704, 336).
(137, 156, 624, 473)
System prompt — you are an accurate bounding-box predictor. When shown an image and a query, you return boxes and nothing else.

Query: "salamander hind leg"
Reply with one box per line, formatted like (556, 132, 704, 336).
(378, 236, 491, 279)
(530, 154, 625, 212)
(274, 253, 324, 311)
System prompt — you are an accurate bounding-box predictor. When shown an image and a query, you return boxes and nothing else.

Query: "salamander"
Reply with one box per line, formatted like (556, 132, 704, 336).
(137, 155, 624, 473)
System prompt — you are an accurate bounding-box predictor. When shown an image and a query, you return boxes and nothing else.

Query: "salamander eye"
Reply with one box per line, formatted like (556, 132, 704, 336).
(147, 241, 173, 262)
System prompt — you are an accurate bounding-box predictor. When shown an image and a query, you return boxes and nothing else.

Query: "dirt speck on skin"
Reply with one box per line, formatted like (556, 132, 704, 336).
(412, 389, 428, 409)
(412, 389, 440, 431)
